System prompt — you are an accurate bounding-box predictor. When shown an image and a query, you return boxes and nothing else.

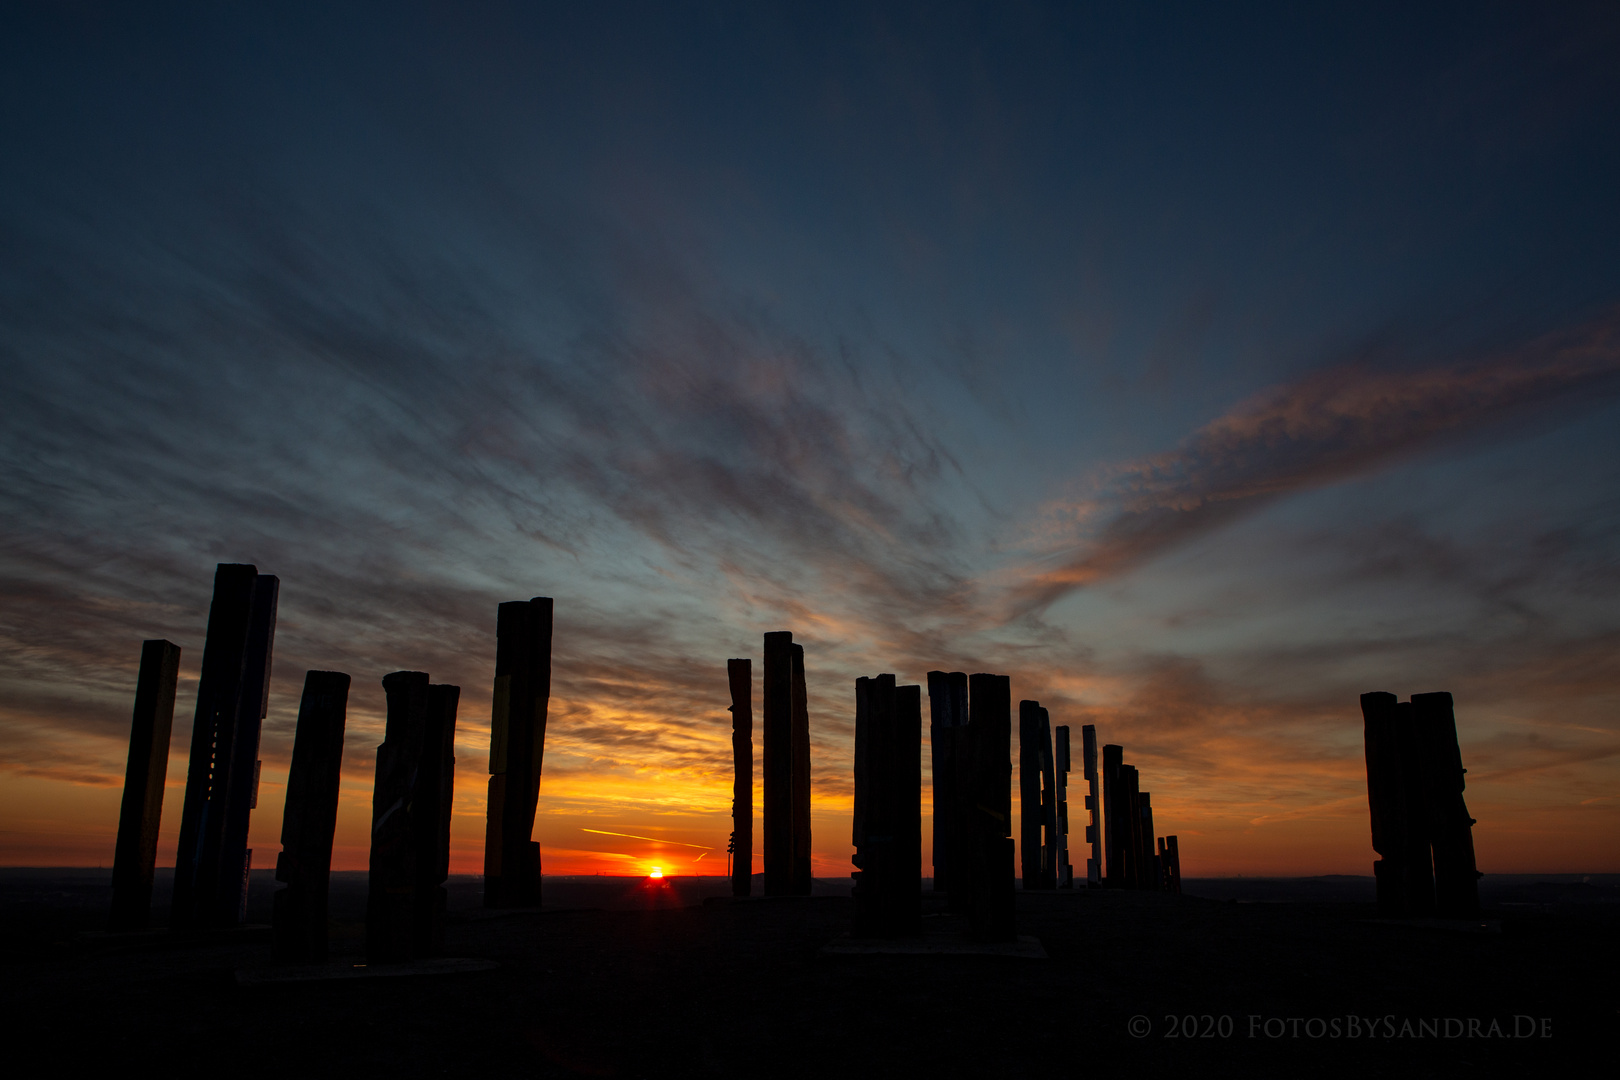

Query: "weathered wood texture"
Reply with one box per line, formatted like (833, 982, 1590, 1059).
(727, 659, 753, 897)
(790, 643, 812, 895)
(762, 631, 794, 895)
(272, 670, 350, 963)
(967, 673, 1015, 940)
(1082, 725, 1101, 885)
(483, 597, 551, 908)
(110, 639, 181, 931)
(172, 564, 278, 930)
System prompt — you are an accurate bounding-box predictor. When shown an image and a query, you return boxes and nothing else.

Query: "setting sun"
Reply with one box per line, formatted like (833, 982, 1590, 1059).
(648, 867, 663, 879)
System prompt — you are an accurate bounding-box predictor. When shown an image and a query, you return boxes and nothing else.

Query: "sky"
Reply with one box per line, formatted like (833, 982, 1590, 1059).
(3, 1, 1619, 879)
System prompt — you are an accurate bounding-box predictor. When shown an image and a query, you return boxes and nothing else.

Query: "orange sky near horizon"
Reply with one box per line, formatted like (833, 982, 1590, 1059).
(2, 661, 1615, 880)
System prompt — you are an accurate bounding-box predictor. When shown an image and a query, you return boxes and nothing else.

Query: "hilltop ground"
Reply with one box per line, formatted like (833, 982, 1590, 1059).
(1, 870, 1613, 1077)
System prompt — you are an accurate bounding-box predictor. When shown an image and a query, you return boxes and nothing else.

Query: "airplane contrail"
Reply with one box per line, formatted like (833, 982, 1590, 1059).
(579, 828, 713, 850)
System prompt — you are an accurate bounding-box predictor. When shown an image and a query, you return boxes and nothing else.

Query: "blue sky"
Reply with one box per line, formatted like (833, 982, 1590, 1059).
(3, 1, 1618, 873)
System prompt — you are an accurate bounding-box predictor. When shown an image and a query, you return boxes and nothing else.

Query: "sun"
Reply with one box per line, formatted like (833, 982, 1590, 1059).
(648, 867, 663, 879)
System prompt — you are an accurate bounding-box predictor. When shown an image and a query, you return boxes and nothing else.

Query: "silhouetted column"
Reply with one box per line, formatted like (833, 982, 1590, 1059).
(927, 671, 968, 904)
(173, 564, 278, 931)
(852, 674, 923, 937)
(1055, 725, 1072, 888)
(892, 683, 923, 933)
(1101, 743, 1123, 888)
(1018, 701, 1044, 890)
(727, 659, 753, 896)
(483, 597, 551, 908)
(414, 683, 459, 955)
(967, 673, 1015, 940)
(852, 674, 894, 936)
(1122, 765, 1143, 889)
(110, 639, 181, 931)
(368, 671, 429, 963)
(1140, 792, 1159, 891)
(1165, 834, 1183, 894)
(272, 671, 349, 963)
(1393, 702, 1436, 916)
(762, 631, 794, 895)
(1082, 725, 1101, 885)
(1038, 708, 1058, 889)
(790, 643, 812, 895)
(218, 574, 277, 925)
(1413, 692, 1480, 919)
(1360, 691, 1405, 915)
(852, 676, 872, 913)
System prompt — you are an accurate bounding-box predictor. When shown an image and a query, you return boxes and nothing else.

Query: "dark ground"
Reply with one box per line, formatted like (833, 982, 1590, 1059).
(1, 869, 1614, 1078)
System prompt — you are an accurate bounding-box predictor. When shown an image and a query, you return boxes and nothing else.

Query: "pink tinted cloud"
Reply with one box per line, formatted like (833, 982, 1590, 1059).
(1014, 312, 1620, 612)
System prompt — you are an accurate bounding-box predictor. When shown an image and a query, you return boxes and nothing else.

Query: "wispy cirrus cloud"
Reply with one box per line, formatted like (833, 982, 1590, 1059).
(1012, 312, 1620, 613)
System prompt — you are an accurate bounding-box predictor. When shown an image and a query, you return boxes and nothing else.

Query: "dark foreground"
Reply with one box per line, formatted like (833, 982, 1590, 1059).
(2, 870, 1614, 1077)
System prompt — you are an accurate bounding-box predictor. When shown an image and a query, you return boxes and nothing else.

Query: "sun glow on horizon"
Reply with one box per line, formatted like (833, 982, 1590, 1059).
(648, 866, 663, 878)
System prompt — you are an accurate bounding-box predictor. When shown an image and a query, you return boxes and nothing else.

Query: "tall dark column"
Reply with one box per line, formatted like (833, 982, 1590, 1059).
(172, 564, 278, 931)
(1392, 702, 1436, 916)
(966, 673, 1015, 940)
(1165, 835, 1183, 894)
(1054, 725, 1072, 888)
(369, 672, 457, 961)
(851, 674, 921, 936)
(1360, 692, 1405, 914)
(1101, 743, 1124, 888)
(852, 676, 872, 906)
(272, 671, 349, 962)
(852, 674, 894, 935)
(1038, 708, 1058, 889)
(369, 672, 429, 962)
(1082, 725, 1101, 885)
(790, 643, 812, 895)
(762, 631, 794, 895)
(1140, 792, 1159, 891)
(110, 639, 181, 931)
(926, 671, 968, 899)
(1122, 764, 1143, 889)
(1018, 701, 1043, 890)
(893, 683, 922, 933)
(727, 659, 753, 897)
(1412, 692, 1480, 919)
(414, 683, 459, 955)
(483, 597, 551, 908)
(217, 574, 277, 924)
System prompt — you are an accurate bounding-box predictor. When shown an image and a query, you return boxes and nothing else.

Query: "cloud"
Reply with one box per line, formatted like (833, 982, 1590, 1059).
(1012, 312, 1620, 613)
